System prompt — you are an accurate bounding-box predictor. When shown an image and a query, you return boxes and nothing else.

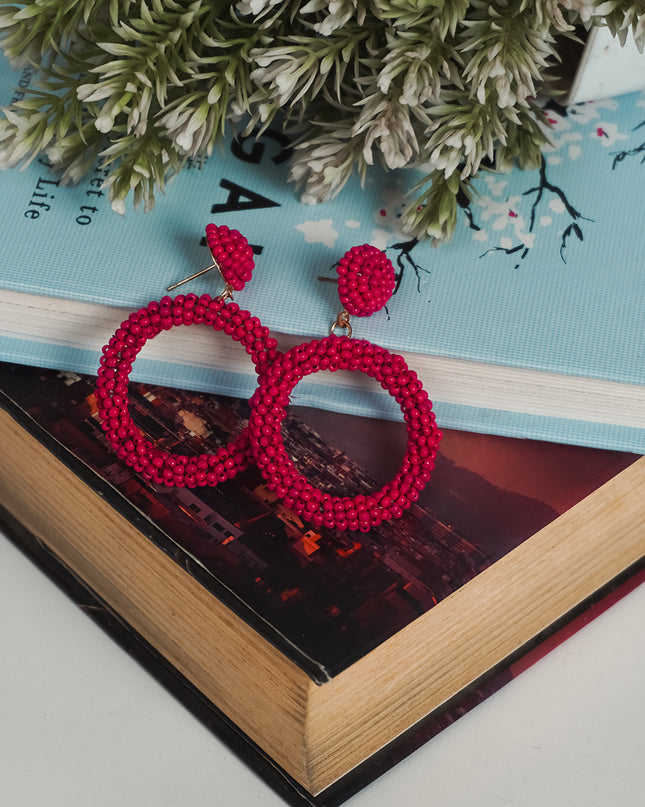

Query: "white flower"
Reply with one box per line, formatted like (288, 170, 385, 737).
(377, 29, 449, 107)
(558, 0, 596, 24)
(250, 49, 314, 106)
(158, 102, 214, 156)
(274, 71, 299, 99)
(422, 219, 452, 240)
(0, 106, 30, 143)
(301, 0, 364, 35)
(0, 107, 51, 168)
(235, 0, 281, 16)
(111, 196, 126, 215)
(399, 59, 435, 105)
(353, 95, 419, 170)
(45, 145, 90, 184)
(95, 107, 117, 133)
(428, 143, 461, 178)
(76, 82, 117, 103)
(289, 131, 357, 205)
(127, 85, 152, 136)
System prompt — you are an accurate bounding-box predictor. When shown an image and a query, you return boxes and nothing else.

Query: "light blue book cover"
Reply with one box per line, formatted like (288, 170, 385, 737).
(0, 54, 644, 452)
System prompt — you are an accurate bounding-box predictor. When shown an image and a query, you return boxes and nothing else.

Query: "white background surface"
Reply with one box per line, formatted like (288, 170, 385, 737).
(1, 529, 644, 807)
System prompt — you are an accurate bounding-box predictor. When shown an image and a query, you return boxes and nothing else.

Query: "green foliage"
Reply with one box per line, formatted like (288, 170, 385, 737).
(0, 0, 642, 238)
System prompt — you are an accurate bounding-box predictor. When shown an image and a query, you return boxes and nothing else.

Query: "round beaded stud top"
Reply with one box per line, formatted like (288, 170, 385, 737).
(248, 244, 442, 532)
(204, 222, 255, 293)
(337, 244, 396, 317)
(332, 245, 396, 336)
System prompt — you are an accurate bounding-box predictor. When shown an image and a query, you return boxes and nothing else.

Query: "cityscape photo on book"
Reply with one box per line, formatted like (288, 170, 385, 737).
(0, 362, 638, 677)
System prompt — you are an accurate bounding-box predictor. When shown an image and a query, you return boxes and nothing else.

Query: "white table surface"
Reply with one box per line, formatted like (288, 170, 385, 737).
(1, 529, 644, 807)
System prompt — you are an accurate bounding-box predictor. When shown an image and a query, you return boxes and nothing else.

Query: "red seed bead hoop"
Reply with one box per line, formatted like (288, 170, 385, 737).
(96, 293, 279, 487)
(249, 335, 442, 532)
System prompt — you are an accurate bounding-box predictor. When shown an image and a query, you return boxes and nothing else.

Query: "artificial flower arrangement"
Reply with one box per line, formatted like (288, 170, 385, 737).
(0, 0, 643, 240)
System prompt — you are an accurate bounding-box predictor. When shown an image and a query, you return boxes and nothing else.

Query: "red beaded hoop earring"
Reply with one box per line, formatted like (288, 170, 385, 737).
(248, 245, 442, 532)
(96, 225, 278, 487)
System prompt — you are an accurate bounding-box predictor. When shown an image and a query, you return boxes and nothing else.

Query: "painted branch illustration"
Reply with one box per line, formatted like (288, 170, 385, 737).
(475, 156, 591, 265)
(610, 119, 645, 169)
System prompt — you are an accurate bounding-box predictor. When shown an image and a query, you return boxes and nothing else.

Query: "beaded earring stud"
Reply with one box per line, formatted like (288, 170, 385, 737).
(248, 245, 442, 532)
(96, 224, 279, 487)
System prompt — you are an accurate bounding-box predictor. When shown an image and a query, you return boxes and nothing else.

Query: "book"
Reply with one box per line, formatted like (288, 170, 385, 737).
(3, 511, 644, 807)
(1, 360, 643, 803)
(0, 53, 644, 452)
(3, 506, 644, 807)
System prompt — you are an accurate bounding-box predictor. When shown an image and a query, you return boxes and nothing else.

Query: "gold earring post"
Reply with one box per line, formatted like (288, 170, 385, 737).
(166, 245, 233, 298)
(166, 262, 219, 291)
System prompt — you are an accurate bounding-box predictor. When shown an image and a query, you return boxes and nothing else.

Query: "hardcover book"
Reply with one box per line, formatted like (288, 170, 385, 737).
(0, 54, 644, 452)
(1, 361, 643, 803)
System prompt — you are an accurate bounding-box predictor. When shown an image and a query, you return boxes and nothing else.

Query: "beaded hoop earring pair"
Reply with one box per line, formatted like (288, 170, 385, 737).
(96, 225, 442, 531)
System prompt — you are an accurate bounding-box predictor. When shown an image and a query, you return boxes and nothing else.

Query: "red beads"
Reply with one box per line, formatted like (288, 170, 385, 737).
(248, 335, 442, 532)
(205, 223, 255, 292)
(96, 293, 278, 486)
(337, 244, 396, 317)
(96, 229, 441, 531)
